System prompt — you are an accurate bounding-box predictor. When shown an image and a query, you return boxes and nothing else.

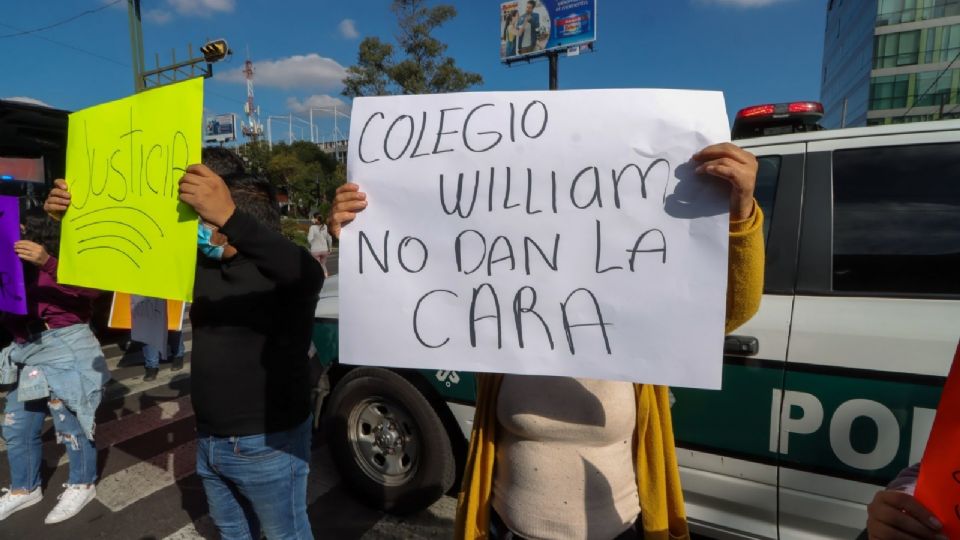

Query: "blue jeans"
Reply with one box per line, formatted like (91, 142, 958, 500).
(196, 417, 313, 540)
(2, 385, 98, 490)
(142, 331, 185, 369)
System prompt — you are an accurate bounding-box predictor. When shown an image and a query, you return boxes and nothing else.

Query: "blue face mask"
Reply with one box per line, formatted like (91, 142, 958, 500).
(197, 222, 225, 260)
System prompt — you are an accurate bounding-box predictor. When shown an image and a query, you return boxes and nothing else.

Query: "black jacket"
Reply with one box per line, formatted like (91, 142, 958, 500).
(189, 210, 324, 436)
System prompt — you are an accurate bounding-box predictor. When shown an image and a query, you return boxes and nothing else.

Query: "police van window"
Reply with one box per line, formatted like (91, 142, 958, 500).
(754, 155, 780, 242)
(832, 143, 960, 295)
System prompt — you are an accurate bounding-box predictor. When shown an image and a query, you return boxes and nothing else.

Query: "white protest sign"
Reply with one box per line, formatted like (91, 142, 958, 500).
(130, 295, 168, 359)
(341, 89, 731, 389)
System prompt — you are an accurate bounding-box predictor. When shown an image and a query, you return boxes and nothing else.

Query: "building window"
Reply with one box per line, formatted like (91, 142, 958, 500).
(874, 30, 921, 68)
(914, 69, 954, 106)
(940, 24, 960, 63)
(870, 75, 910, 109)
(879, 0, 960, 24)
(833, 143, 960, 295)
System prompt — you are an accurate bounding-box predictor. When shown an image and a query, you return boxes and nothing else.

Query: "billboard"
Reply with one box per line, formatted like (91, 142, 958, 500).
(204, 113, 236, 143)
(500, 0, 596, 62)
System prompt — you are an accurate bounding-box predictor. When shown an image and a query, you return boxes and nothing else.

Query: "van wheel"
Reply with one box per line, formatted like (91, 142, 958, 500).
(326, 367, 456, 514)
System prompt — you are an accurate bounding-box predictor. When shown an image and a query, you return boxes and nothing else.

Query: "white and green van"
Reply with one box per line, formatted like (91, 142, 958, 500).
(311, 116, 960, 538)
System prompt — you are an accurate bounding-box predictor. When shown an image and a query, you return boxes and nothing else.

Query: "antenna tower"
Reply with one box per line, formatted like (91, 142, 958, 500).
(241, 50, 263, 141)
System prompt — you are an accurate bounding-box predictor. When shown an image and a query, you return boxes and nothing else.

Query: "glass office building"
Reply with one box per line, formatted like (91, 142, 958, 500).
(821, 0, 960, 128)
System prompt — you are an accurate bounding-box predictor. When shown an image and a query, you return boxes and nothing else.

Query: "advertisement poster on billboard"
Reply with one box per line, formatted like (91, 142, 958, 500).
(500, 0, 595, 62)
(204, 113, 236, 143)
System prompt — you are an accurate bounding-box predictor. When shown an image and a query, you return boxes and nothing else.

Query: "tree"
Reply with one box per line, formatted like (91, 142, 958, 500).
(342, 0, 483, 97)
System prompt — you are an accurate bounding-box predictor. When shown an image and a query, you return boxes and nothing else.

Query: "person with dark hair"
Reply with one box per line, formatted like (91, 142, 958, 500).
(307, 212, 332, 277)
(134, 147, 247, 382)
(201, 146, 247, 178)
(45, 163, 323, 539)
(516, 0, 540, 55)
(0, 209, 108, 524)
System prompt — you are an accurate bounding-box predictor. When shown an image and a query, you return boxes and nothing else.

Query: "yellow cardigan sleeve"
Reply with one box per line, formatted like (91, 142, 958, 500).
(726, 201, 765, 334)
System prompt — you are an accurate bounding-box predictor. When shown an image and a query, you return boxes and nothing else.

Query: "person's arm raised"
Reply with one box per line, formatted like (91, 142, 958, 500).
(178, 164, 322, 291)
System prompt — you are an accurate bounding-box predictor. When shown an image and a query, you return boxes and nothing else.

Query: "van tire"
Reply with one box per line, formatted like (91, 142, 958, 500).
(325, 367, 456, 514)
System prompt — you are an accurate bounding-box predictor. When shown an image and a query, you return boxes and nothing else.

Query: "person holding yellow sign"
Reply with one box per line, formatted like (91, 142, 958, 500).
(45, 159, 324, 540)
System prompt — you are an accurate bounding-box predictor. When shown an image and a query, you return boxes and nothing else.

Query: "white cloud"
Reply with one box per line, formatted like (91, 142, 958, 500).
(338, 19, 359, 39)
(3, 96, 52, 107)
(286, 95, 350, 115)
(698, 0, 791, 6)
(217, 54, 348, 90)
(134, 0, 234, 23)
(144, 9, 173, 24)
(167, 0, 235, 17)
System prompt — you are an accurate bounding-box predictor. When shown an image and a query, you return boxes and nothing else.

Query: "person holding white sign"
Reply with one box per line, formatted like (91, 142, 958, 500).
(329, 141, 764, 540)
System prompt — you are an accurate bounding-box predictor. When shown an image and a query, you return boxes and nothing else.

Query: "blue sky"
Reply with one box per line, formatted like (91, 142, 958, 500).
(1, 0, 827, 144)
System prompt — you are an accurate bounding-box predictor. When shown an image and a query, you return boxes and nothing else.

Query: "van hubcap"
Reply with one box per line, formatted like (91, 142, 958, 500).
(349, 398, 419, 485)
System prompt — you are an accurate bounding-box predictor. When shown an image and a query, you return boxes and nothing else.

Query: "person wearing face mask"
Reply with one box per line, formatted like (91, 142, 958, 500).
(44, 165, 324, 540)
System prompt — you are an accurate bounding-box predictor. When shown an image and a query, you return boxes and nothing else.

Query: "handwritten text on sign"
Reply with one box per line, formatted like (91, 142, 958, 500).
(341, 90, 731, 388)
(59, 77, 202, 301)
(0, 196, 26, 315)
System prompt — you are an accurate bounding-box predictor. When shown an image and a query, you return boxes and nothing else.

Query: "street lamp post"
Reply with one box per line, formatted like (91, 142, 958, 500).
(308, 107, 351, 145)
(267, 115, 293, 151)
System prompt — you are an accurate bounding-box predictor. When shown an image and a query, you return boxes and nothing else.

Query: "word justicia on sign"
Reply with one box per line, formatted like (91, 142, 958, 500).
(59, 77, 201, 302)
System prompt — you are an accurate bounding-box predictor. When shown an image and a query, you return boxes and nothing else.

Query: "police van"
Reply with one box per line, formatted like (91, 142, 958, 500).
(311, 104, 960, 537)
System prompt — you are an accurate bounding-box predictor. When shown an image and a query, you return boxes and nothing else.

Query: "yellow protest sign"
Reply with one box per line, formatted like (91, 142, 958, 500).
(60, 77, 202, 301)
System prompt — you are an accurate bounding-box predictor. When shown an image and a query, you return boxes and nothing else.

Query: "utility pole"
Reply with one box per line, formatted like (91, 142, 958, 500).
(127, 0, 146, 92)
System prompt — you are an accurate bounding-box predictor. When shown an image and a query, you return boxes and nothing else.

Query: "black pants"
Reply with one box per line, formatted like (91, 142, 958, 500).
(489, 509, 642, 540)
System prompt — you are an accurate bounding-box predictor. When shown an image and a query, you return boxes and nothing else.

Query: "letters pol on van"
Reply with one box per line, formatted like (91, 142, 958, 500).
(340, 89, 732, 388)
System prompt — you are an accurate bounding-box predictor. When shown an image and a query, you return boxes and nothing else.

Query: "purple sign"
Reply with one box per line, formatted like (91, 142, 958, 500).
(0, 196, 26, 315)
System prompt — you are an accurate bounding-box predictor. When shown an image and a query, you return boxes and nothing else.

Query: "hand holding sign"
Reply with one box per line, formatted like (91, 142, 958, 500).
(915, 341, 960, 539)
(867, 488, 944, 540)
(177, 164, 236, 227)
(44, 178, 71, 221)
(14, 241, 50, 267)
(692, 143, 758, 221)
(328, 183, 367, 239)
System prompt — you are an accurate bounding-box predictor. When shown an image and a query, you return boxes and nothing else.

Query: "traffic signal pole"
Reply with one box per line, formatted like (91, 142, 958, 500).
(126, 0, 229, 93)
(127, 0, 146, 92)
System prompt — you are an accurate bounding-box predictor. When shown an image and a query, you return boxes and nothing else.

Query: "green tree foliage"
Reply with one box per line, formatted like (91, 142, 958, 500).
(262, 141, 341, 218)
(343, 0, 483, 97)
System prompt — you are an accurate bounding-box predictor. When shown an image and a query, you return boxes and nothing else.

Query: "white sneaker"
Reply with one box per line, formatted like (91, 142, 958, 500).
(0, 486, 42, 520)
(44, 484, 96, 524)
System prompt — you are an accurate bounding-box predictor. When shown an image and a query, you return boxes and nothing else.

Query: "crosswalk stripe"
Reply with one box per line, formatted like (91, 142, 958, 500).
(96, 439, 198, 512)
(161, 523, 206, 540)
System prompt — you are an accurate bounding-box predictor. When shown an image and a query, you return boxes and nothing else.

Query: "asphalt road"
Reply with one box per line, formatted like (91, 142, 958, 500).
(0, 318, 454, 540)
